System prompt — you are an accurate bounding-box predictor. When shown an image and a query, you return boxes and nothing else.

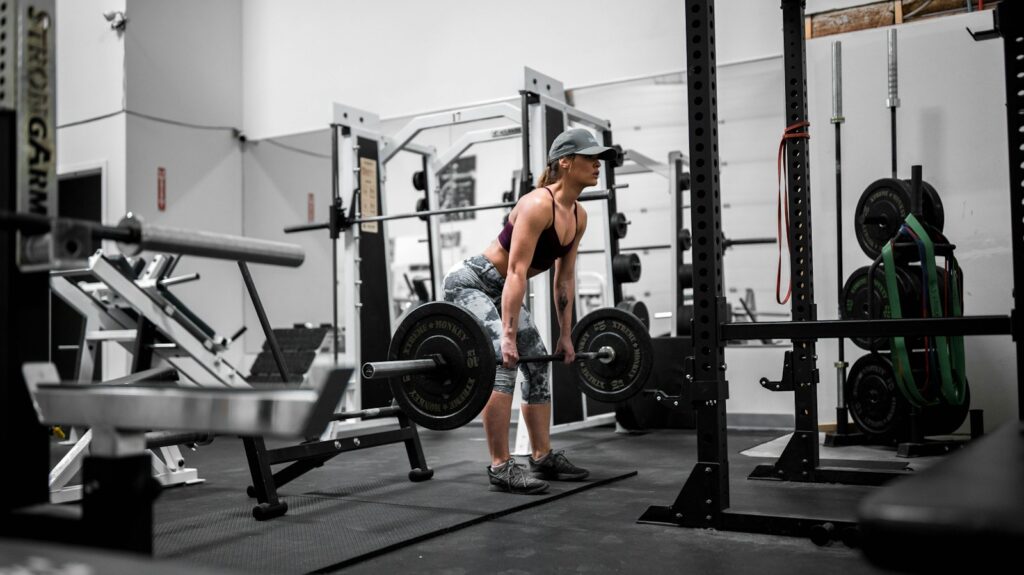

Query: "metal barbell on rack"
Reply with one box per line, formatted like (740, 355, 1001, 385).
(359, 302, 654, 430)
(1, 211, 306, 268)
(284, 186, 627, 235)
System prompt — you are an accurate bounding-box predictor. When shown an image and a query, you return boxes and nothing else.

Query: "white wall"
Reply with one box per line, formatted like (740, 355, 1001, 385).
(56, 0, 125, 126)
(807, 10, 1015, 429)
(56, 0, 128, 227)
(124, 117, 246, 365)
(121, 0, 247, 365)
(240, 130, 334, 354)
(240, 0, 791, 139)
(125, 0, 242, 126)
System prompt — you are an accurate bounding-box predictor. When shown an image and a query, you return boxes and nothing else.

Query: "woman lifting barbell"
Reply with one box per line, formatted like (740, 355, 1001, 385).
(442, 128, 616, 495)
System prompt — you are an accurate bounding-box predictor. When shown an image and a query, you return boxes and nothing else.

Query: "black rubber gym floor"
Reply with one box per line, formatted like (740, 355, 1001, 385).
(154, 453, 633, 572)
(128, 423, 893, 574)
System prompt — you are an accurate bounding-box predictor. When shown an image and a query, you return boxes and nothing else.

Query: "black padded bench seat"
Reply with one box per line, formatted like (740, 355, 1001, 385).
(859, 421, 1024, 570)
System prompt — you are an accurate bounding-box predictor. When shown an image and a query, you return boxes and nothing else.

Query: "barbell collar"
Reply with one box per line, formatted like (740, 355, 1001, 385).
(597, 345, 615, 365)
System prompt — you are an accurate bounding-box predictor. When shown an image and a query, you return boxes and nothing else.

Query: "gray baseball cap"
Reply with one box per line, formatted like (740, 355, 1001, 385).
(547, 128, 617, 163)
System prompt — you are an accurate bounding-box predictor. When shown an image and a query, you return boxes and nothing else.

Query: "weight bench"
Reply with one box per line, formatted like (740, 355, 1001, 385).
(241, 324, 434, 521)
(859, 421, 1024, 569)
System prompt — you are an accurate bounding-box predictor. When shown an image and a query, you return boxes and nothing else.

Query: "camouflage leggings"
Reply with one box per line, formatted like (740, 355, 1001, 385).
(442, 255, 550, 404)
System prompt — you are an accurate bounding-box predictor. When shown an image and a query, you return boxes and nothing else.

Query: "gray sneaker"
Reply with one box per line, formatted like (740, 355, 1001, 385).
(528, 450, 590, 481)
(488, 458, 550, 494)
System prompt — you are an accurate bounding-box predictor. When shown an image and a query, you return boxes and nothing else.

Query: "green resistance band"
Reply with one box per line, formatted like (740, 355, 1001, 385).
(881, 214, 967, 407)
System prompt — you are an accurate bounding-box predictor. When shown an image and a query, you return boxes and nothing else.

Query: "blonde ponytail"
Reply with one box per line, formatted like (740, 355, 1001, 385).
(537, 163, 556, 187)
(536, 155, 573, 187)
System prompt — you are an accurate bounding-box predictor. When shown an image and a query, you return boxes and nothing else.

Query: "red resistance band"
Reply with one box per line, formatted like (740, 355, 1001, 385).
(776, 121, 810, 305)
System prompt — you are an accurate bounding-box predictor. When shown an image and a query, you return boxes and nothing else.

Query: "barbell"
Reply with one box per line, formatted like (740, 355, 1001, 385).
(284, 188, 621, 234)
(361, 346, 617, 380)
(360, 302, 653, 430)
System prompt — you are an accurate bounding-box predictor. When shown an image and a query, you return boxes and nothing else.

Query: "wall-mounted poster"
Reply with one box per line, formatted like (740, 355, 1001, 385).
(437, 156, 475, 223)
(359, 158, 379, 234)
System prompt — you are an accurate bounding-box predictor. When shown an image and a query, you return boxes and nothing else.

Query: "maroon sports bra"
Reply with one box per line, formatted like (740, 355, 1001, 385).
(497, 187, 578, 272)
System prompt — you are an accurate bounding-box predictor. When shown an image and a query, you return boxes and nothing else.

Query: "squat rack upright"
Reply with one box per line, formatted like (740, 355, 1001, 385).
(640, 0, 1022, 542)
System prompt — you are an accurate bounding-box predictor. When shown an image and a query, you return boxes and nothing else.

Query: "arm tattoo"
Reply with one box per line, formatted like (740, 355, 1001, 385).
(557, 280, 570, 316)
(507, 311, 519, 331)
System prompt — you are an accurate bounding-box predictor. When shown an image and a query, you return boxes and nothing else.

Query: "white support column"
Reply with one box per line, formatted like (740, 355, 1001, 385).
(514, 97, 555, 457)
(668, 151, 687, 337)
(426, 161, 444, 300)
(342, 128, 361, 412)
(321, 121, 362, 438)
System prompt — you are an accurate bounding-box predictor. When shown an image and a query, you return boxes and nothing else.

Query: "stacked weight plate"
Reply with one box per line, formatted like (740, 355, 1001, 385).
(842, 178, 968, 442)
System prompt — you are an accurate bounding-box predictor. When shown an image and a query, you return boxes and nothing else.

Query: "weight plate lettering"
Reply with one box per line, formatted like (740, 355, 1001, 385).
(572, 308, 652, 402)
(387, 302, 494, 430)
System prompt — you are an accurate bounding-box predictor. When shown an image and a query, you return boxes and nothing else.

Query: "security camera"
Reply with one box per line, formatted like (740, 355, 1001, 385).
(102, 11, 127, 32)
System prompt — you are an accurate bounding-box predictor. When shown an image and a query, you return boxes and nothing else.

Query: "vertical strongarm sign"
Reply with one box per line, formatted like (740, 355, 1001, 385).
(15, 0, 56, 269)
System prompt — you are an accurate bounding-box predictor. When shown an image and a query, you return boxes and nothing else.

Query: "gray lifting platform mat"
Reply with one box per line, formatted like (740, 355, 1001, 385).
(154, 458, 636, 574)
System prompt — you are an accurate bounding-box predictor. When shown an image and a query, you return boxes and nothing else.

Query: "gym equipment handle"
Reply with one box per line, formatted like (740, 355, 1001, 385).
(831, 41, 844, 124)
(0, 210, 306, 268)
(361, 346, 615, 380)
(118, 214, 305, 267)
(886, 29, 900, 108)
(517, 346, 615, 364)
